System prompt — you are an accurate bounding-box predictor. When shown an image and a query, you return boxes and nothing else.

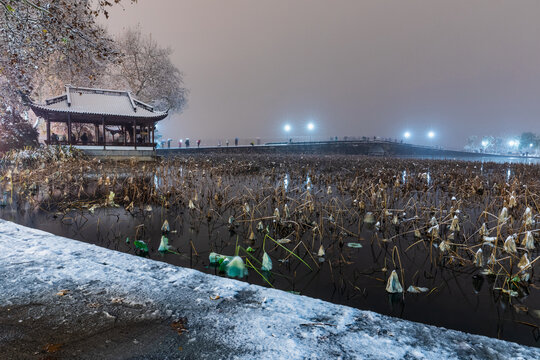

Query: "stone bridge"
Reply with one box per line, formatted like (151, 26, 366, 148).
(157, 140, 504, 159)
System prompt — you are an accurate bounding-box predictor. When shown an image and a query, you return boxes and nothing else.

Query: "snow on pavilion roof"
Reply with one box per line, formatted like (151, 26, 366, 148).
(30, 85, 168, 122)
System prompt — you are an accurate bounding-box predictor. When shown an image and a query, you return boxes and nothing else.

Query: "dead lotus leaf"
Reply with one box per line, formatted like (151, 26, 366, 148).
(530, 309, 540, 319)
(171, 317, 188, 335)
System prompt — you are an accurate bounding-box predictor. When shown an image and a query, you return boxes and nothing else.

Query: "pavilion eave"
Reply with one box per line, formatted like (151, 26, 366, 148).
(30, 104, 167, 125)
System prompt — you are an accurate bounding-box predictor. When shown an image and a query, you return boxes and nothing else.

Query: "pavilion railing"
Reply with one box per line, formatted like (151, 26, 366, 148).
(45, 140, 156, 148)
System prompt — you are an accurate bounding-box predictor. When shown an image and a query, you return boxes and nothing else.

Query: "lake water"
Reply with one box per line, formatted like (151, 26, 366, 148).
(1, 153, 539, 347)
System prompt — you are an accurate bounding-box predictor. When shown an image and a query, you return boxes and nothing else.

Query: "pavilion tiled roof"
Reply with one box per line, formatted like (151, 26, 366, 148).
(30, 85, 168, 122)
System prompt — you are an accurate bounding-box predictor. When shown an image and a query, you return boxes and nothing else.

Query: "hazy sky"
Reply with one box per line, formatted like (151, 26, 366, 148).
(105, 0, 540, 147)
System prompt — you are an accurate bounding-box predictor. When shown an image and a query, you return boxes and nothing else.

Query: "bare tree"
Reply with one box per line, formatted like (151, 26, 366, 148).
(0, 109, 39, 152)
(0, 0, 134, 150)
(112, 27, 189, 112)
(0, 0, 136, 106)
(31, 33, 119, 102)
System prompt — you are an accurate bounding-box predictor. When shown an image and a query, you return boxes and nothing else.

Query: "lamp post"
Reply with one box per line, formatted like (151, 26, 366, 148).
(284, 124, 291, 143)
(508, 140, 519, 153)
(427, 131, 435, 149)
(403, 131, 411, 141)
(307, 122, 315, 142)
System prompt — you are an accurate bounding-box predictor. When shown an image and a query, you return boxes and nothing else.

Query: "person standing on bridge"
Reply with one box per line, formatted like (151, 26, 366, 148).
(197, 139, 201, 148)
(235, 138, 239, 146)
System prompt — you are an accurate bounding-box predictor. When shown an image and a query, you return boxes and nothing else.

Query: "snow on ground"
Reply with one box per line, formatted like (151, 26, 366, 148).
(1, 219, 539, 359)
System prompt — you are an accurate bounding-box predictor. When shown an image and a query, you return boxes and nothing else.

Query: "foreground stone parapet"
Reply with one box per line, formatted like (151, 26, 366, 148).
(1, 219, 538, 359)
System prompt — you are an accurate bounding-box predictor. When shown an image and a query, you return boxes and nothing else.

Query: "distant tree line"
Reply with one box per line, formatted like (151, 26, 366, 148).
(464, 132, 540, 154)
(0, 1, 188, 152)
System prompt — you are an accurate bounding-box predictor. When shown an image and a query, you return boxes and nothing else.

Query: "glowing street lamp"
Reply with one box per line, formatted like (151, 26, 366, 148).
(427, 131, 435, 139)
(283, 124, 292, 143)
(403, 131, 411, 140)
(307, 122, 315, 142)
(481, 140, 489, 147)
(508, 140, 520, 148)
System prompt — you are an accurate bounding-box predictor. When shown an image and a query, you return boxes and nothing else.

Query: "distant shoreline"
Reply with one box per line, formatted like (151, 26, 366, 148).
(157, 140, 540, 162)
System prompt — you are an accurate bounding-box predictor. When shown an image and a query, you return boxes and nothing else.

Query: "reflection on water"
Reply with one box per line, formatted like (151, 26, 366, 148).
(397, 154, 540, 165)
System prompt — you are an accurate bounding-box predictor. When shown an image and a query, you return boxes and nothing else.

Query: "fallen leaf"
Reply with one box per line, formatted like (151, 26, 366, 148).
(56, 289, 69, 296)
(171, 317, 188, 335)
(43, 343, 63, 353)
(210, 295, 220, 300)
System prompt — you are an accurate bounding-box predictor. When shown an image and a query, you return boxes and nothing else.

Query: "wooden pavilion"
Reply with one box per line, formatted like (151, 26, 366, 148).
(30, 85, 168, 150)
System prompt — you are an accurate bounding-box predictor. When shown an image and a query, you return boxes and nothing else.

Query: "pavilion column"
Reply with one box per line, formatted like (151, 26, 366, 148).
(67, 114, 72, 146)
(94, 124, 98, 145)
(46, 120, 51, 145)
(123, 125, 127, 145)
(102, 116, 106, 150)
(133, 120, 137, 150)
(152, 124, 155, 145)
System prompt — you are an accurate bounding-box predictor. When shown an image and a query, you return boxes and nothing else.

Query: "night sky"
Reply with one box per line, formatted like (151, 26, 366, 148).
(105, 0, 540, 147)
